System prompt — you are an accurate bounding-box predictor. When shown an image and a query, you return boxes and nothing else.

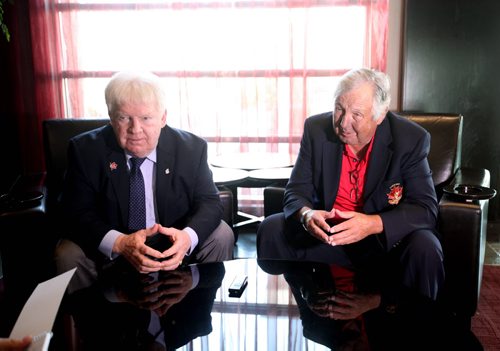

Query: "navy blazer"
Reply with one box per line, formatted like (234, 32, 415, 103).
(284, 111, 438, 250)
(62, 124, 223, 258)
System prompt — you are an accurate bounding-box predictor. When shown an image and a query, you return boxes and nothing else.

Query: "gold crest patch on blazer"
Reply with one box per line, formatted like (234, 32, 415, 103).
(387, 183, 403, 205)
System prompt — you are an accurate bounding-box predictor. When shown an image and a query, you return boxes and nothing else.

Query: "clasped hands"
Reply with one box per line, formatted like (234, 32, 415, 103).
(303, 287, 381, 320)
(301, 208, 383, 246)
(113, 269, 193, 317)
(114, 223, 191, 274)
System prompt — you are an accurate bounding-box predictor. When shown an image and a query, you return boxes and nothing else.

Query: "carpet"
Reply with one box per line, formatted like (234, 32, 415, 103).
(472, 265, 500, 350)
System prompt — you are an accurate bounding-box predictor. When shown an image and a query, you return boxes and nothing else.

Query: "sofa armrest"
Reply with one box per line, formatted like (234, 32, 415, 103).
(263, 186, 286, 217)
(0, 172, 47, 218)
(0, 173, 53, 283)
(438, 167, 494, 319)
(217, 185, 234, 228)
(446, 167, 491, 189)
(442, 167, 496, 201)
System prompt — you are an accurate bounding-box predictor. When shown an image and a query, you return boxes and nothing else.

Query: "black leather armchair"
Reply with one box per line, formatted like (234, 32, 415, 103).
(262, 113, 496, 328)
(0, 118, 234, 283)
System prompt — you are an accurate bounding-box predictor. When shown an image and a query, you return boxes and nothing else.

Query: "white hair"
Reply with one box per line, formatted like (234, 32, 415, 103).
(105, 71, 166, 117)
(334, 68, 391, 119)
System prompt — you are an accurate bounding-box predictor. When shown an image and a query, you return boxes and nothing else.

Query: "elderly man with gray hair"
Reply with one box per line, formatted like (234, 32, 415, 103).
(258, 68, 444, 302)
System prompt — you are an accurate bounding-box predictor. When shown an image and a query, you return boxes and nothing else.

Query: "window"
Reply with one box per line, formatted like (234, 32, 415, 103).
(55, 0, 388, 156)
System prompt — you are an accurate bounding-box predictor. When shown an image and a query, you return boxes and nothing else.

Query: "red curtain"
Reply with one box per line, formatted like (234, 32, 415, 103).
(366, 0, 389, 71)
(9, 0, 70, 173)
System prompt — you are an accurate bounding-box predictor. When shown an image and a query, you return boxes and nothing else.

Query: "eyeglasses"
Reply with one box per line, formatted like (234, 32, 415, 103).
(349, 169, 360, 202)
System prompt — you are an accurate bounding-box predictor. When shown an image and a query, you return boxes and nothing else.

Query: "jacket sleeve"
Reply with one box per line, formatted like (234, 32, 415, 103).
(283, 117, 317, 220)
(62, 139, 117, 257)
(182, 140, 224, 244)
(378, 131, 438, 249)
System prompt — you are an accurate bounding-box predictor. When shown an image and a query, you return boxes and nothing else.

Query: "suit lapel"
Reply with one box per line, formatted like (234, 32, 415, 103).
(155, 128, 175, 222)
(323, 140, 343, 211)
(104, 127, 129, 225)
(363, 117, 393, 202)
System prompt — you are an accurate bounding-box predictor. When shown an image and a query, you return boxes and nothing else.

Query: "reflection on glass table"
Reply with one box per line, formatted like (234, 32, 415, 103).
(51, 258, 482, 351)
(61, 260, 225, 350)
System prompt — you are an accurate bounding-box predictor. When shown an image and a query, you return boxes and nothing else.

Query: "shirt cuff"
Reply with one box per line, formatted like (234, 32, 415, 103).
(183, 226, 198, 255)
(190, 265, 200, 289)
(98, 229, 123, 260)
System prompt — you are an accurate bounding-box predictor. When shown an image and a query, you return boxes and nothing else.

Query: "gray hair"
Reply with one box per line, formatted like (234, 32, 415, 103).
(333, 68, 391, 120)
(105, 71, 166, 117)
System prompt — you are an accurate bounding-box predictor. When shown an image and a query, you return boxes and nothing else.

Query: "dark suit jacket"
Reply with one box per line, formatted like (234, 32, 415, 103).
(62, 124, 223, 259)
(284, 111, 438, 250)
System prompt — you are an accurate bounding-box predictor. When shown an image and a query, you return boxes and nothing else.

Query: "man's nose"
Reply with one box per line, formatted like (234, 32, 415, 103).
(339, 113, 352, 129)
(128, 118, 141, 132)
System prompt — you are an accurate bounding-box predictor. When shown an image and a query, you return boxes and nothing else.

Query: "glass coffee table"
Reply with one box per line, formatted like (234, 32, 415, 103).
(49, 258, 482, 350)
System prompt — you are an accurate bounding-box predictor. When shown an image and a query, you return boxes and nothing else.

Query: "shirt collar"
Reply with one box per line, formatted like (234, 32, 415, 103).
(343, 133, 376, 163)
(125, 149, 157, 164)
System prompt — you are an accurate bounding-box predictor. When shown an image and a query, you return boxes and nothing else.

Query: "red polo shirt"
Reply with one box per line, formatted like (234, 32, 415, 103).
(333, 136, 375, 213)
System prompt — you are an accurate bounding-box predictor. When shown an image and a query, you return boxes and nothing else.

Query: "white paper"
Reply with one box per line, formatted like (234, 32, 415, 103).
(10, 268, 76, 342)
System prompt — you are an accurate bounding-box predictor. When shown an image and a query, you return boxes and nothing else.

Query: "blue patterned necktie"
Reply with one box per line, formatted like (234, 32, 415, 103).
(128, 157, 146, 232)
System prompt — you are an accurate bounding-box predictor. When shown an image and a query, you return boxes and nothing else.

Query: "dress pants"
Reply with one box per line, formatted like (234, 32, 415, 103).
(257, 213, 444, 300)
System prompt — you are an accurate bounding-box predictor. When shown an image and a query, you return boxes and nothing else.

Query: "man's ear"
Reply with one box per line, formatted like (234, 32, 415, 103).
(161, 110, 167, 127)
(375, 108, 388, 125)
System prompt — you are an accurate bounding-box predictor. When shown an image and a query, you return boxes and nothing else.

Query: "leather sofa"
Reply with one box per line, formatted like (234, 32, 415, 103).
(0, 118, 234, 283)
(262, 113, 496, 328)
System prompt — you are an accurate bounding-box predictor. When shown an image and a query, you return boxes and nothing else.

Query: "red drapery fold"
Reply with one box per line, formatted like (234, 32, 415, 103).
(366, 0, 389, 71)
(11, 0, 80, 173)
(28, 1, 65, 120)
